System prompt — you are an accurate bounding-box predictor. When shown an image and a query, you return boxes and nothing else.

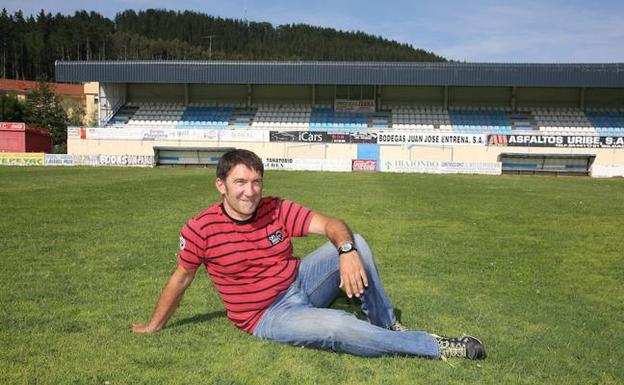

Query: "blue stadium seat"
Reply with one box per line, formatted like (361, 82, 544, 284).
(449, 110, 512, 134)
(180, 106, 234, 127)
(309, 108, 368, 132)
(586, 111, 624, 135)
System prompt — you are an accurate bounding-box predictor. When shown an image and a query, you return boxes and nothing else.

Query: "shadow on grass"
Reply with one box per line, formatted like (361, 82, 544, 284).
(330, 296, 403, 323)
(169, 302, 402, 330)
(168, 310, 227, 329)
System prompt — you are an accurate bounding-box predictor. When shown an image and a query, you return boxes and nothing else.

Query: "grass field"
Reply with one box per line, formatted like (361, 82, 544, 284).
(1, 166, 623, 385)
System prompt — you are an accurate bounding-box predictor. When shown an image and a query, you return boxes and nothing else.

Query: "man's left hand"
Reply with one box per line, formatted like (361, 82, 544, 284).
(338, 251, 369, 298)
(131, 323, 158, 334)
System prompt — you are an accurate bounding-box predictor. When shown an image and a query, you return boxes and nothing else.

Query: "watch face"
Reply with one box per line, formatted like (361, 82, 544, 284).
(340, 242, 353, 252)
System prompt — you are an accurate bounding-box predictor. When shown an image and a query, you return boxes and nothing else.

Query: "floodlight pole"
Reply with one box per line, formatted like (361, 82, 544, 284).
(203, 35, 216, 60)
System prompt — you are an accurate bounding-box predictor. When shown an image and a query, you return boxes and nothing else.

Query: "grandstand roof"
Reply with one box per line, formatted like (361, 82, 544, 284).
(55, 61, 624, 88)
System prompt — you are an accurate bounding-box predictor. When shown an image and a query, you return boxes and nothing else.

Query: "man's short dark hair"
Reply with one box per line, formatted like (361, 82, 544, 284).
(216, 149, 264, 180)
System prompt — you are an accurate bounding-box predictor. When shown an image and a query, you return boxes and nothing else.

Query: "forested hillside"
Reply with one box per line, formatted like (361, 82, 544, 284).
(0, 8, 446, 81)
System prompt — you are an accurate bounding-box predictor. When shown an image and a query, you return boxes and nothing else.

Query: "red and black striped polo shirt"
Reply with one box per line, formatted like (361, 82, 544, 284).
(177, 196, 314, 333)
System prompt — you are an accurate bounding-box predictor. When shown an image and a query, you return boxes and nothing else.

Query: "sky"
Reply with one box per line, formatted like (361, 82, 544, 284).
(3, 0, 623, 63)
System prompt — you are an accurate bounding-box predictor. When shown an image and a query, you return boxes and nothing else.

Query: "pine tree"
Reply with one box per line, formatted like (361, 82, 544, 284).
(0, 92, 25, 121)
(24, 80, 68, 153)
(4, 8, 446, 80)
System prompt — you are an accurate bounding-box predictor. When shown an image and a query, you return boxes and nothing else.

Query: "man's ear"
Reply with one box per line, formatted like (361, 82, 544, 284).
(215, 178, 226, 195)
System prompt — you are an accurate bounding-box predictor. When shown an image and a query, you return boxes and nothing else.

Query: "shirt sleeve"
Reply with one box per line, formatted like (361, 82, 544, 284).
(177, 219, 205, 269)
(278, 199, 314, 237)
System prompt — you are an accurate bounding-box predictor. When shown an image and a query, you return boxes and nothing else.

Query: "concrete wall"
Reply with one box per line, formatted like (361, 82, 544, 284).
(68, 138, 624, 167)
(380, 143, 624, 165)
(315, 85, 335, 105)
(189, 84, 247, 104)
(252, 85, 312, 105)
(100, 83, 624, 111)
(585, 88, 624, 108)
(99, 83, 127, 126)
(449, 87, 512, 107)
(84, 82, 99, 125)
(68, 138, 358, 160)
(380, 86, 444, 106)
(127, 84, 185, 103)
(516, 87, 581, 108)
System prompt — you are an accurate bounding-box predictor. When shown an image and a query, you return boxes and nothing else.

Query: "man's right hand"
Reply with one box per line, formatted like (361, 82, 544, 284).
(132, 264, 197, 334)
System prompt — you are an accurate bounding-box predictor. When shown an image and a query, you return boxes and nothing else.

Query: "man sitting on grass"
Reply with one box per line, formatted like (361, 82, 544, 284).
(132, 149, 486, 360)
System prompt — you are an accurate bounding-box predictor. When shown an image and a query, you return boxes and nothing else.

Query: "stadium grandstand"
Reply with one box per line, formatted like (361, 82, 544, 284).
(55, 61, 624, 176)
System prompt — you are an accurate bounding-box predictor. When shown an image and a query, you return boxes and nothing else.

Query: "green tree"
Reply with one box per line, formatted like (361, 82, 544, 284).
(0, 92, 25, 121)
(24, 80, 68, 153)
(3, 8, 447, 81)
(62, 98, 85, 126)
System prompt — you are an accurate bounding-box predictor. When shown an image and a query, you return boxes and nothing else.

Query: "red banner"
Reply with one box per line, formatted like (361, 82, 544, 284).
(352, 159, 377, 172)
(0, 122, 26, 131)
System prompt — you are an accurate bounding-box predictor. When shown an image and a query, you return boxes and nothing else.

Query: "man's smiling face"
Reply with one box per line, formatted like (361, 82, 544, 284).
(216, 164, 263, 221)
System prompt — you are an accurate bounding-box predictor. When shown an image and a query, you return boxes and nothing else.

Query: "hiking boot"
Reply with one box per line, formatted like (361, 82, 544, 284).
(388, 322, 409, 332)
(433, 335, 487, 360)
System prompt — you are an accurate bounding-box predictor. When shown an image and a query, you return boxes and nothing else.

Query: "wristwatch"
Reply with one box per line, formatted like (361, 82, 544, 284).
(337, 241, 357, 256)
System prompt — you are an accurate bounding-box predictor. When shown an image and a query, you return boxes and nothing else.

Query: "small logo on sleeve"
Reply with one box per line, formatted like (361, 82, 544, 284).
(268, 230, 284, 245)
(179, 236, 186, 250)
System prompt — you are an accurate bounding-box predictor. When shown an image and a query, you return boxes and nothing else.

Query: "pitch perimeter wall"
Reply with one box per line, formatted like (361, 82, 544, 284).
(67, 130, 624, 176)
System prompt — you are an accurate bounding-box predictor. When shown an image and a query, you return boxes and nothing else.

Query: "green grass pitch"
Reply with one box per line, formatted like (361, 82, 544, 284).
(1, 166, 623, 385)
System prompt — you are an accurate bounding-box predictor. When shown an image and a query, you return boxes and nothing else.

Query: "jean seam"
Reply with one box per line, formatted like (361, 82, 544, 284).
(305, 267, 339, 302)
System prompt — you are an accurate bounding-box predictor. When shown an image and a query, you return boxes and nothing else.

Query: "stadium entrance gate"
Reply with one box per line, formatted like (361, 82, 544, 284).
(154, 147, 235, 167)
(499, 153, 596, 176)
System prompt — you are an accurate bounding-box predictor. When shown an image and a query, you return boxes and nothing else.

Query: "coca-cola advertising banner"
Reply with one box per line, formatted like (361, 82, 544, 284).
(352, 160, 377, 172)
(0, 122, 26, 131)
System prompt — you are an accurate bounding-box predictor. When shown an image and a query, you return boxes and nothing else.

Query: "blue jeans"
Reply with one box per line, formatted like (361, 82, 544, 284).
(253, 234, 440, 358)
